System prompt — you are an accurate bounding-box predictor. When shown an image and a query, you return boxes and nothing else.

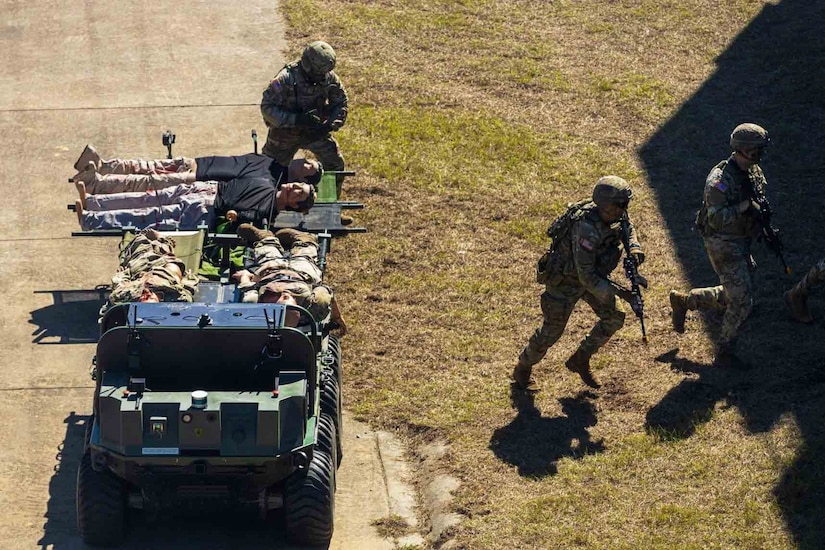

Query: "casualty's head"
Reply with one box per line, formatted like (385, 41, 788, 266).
(260, 282, 301, 326)
(278, 181, 316, 213)
(592, 175, 633, 224)
(288, 157, 324, 187)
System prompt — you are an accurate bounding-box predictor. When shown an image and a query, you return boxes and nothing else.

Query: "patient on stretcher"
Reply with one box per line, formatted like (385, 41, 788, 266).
(104, 228, 200, 312)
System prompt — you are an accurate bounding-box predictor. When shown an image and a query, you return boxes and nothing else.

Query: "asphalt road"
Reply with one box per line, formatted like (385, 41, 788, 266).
(0, 3, 399, 548)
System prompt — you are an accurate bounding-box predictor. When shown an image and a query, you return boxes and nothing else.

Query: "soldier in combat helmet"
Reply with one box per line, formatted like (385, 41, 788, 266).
(512, 176, 646, 391)
(260, 40, 349, 221)
(669, 123, 771, 366)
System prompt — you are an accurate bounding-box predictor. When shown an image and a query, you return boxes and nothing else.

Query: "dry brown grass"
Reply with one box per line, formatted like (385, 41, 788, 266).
(284, 1, 825, 548)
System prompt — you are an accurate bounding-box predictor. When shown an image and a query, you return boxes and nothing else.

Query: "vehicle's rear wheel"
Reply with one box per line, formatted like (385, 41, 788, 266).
(284, 447, 336, 546)
(316, 411, 338, 478)
(320, 375, 343, 465)
(76, 450, 127, 547)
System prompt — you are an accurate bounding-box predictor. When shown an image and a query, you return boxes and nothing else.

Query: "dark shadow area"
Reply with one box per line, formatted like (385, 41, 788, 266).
(490, 390, 604, 477)
(38, 413, 324, 550)
(30, 289, 108, 344)
(639, 3, 825, 546)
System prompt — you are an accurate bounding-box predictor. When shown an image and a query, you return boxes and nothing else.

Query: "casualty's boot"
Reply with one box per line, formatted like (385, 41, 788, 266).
(511, 363, 539, 393)
(565, 349, 600, 389)
(669, 290, 689, 333)
(784, 285, 814, 324)
(274, 227, 317, 248)
(340, 214, 354, 226)
(237, 223, 274, 245)
(73, 144, 100, 171)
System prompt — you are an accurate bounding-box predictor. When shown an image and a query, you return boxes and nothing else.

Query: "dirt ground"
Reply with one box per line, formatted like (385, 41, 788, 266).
(0, 2, 403, 549)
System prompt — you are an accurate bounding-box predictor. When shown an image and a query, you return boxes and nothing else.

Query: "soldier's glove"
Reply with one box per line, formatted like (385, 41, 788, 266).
(295, 110, 323, 128)
(630, 249, 645, 266)
(328, 118, 345, 131)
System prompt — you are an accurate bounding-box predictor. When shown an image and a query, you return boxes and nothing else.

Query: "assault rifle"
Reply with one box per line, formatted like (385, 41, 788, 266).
(744, 179, 791, 275)
(619, 214, 648, 343)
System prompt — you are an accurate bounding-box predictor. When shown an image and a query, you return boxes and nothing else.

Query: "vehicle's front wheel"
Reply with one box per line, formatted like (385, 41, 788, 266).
(76, 450, 127, 547)
(284, 447, 336, 546)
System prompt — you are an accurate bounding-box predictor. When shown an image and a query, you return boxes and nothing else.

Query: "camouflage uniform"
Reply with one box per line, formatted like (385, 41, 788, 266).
(518, 203, 640, 366)
(239, 231, 333, 322)
(684, 155, 765, 346)
(784, 258, 825, 322)
(107, 232, 199, 307)
(260, 42, 348, 174)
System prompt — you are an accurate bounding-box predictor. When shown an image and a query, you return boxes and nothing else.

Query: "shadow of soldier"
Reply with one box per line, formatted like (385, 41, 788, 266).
(489, 391, 605, 477)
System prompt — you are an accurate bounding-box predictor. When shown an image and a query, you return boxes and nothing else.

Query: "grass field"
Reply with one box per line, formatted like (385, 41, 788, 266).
(283, 1, 825, 548)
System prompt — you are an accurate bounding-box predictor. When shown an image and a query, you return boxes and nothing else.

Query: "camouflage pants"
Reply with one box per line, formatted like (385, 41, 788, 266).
(795, 257, 825, 294)
(684, 237, 753, 345)
(262, 129, 345, 173)
(250, 234, 322, 284)
(517, 280, 626, 368)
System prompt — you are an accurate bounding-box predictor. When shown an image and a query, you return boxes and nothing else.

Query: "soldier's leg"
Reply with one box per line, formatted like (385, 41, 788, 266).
(96, 157, 195, 176)
(706, 241, 753, 348)
(578, 292, 627, 356)
(84, 183, 211, 211)
(785, 258, 825, 323)
(517, 287, 579, 368)
(262, 130, 301, 167)
(275, 229, 322, 283)
(306, 134, 345, 195)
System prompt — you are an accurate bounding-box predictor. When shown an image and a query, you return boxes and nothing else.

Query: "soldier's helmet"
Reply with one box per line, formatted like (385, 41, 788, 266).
(301, 41, 336, 79)
(730, 123, 769, 152)
(592, 176, 633, 207)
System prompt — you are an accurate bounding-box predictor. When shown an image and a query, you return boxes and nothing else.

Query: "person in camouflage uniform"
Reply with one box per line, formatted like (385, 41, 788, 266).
(233, 224, 347, 332)
(260, 41, 348, 201)
(513, 176, 645, 391)
(669, 123, 771, 366)
(105, 229, 199, 312)
(784, 259, 825, 323)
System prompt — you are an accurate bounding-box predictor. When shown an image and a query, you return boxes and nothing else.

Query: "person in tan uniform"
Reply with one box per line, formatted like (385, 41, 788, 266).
(513, 176, 645, 391)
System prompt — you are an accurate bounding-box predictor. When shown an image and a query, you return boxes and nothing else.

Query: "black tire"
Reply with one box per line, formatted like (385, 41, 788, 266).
(76, 450, 127, 547)
(284, 448, 336, 546)
(326, 335, 342, 383)
(320, 375, 344, 466)
(317, 412, 338, 476)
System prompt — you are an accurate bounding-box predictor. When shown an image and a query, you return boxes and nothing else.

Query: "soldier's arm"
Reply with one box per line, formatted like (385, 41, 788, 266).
(704, 173, 746, 232)
(571, 221, 614, 303)
(261, 71, 297, 128)
(324, 73, 348, 130)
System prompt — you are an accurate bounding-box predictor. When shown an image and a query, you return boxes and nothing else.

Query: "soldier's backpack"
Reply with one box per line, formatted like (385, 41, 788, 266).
(536, 199, 593, 284)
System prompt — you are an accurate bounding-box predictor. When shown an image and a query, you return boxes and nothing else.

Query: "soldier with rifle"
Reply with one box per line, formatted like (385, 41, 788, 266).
(670, 123, 781, 367)
(512, 176, 647, 392)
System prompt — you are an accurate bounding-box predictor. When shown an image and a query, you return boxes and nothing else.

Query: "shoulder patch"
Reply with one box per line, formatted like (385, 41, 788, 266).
(579, 238, 594, 252)
(712, 180, 728, 192)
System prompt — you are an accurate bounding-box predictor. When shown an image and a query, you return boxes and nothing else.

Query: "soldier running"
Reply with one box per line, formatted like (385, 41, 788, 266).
(513, 176, 645, 391)
(669, 123, 771, 366)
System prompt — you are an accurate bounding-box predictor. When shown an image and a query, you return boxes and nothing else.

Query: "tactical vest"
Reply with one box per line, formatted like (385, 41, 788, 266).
(536, 200, 594, 284)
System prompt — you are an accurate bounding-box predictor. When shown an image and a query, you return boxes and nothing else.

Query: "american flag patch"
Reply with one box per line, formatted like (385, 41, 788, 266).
(712, 180, 727, 192)
(580, 238, 594, 251)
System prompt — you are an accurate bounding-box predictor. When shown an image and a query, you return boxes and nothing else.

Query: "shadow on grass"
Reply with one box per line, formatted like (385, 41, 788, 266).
(38, 412, 320, 550)
(639, 2, 825, 547)
(489, 390, 604, 477)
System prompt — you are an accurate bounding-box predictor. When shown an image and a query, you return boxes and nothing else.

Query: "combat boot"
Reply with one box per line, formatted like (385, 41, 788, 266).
(237, 223, 274, 245)
(784, 285, 814, 324)
(669, 290, 688, 333)
(73, 144, 100, 171)
(511, 363, 539, 393)
(713, 341, 747, 369)
(565, 349, 600, 389)
(275, 227, 317, 248)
